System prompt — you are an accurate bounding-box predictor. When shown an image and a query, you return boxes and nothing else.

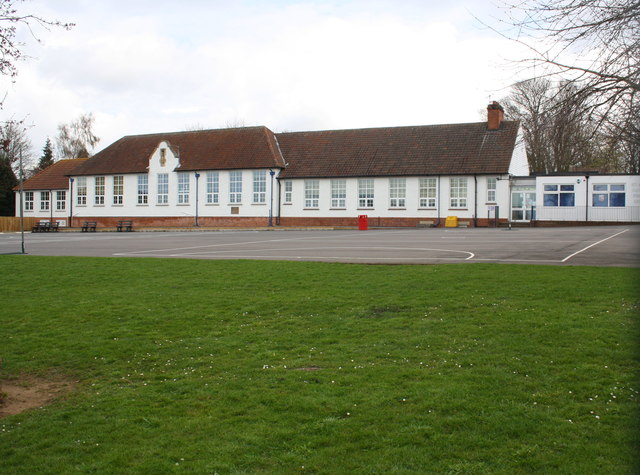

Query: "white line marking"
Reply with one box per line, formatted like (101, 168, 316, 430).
(561, 229, 629, 262)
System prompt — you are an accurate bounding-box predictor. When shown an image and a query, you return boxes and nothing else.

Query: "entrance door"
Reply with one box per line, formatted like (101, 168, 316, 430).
(511, 191, 536, 222)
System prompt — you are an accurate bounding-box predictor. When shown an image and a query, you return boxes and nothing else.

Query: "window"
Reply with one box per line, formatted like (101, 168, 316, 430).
(487, 177, 497, 202)
(358, 179, 374, 208)
(24, 191, 34, 211)
(56, 191, 66, 211)
(229, 171, 242, 203)
(113, 176, 123, 205)
(159, 148, 167, 167)
(593, 184, 625, 207)
(157, 173, 169, 204)
(40, 191, 50, 211)
(331, 179, 346, 208)
(77, 177, 87, 205)
(284, 180, 293, 204)
(178, 173, 190, 204)
(206, 172, 219, 204)
(389, 178, 406, 208)
(419, 178, 437, 208)
(543, 184, 575, 207)
(449, 177, 467, 208)
(305, 180, 319, 208)
(95, 177, 105, 205)
(253, 170, 266, 203)
(137, 175, 148, 204)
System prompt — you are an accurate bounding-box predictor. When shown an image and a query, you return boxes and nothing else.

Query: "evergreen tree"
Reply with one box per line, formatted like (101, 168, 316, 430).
(0, 156, 18, 216)
(35, 138, 55, 173)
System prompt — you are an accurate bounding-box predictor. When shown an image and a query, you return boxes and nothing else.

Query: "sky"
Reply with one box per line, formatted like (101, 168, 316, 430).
(2, 0, 532, 159)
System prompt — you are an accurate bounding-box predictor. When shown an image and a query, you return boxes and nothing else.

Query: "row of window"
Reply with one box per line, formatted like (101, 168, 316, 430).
(23, 191, 66, 211)
(543, 184, 626, 207)
(75, 171, 269, 206)
(293, 177, 490, 209)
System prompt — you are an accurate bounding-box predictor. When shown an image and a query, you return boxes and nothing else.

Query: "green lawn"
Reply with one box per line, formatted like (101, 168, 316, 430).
(0, 256, 638, 474)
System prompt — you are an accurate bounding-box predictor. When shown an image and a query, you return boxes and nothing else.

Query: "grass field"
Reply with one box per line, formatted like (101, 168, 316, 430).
(0, 256, 638, 474)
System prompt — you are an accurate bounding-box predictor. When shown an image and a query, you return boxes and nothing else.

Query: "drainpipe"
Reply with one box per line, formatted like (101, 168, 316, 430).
(50, 189, 53, 223)
(269, 169, 275, 227)
(194, 172, 200, 227)
(276, 177, 282, 226)
(69, 177, 74, 227)
(436, 176, 441, 227)
(585, 175, 589, 222)
(508, 176, 513, 229)
(473, 175, 478, 227)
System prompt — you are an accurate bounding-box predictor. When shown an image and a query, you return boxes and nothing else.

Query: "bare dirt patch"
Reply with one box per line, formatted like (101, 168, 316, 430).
(0, 376, 76, 418)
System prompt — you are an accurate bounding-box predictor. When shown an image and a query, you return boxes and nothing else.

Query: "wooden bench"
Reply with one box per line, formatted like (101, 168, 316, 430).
(116, 220, 133, 232)
(32, 221, 50, 233)
(31, 220, 59, 232)
(81, 221, 97, 232)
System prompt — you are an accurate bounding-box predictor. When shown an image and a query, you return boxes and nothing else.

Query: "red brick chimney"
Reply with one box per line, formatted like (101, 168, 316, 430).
(487, 101, 504, 130)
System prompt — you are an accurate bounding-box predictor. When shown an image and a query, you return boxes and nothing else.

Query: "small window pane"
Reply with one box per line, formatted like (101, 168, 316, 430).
(543, 194, 558, 206)
(610, 193, 625, 207)
(559, 192, 575, 207)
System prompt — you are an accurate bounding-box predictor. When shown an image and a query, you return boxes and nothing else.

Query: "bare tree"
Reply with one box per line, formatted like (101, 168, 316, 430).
(495, 0, 639, 112)
(503, 78, 604, 172)
(1, 0, 73, 104)
(55, 113, 100, 158)
(0, 119, 32, 172)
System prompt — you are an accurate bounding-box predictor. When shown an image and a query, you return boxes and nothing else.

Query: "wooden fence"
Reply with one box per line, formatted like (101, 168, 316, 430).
(0, 217, 40, 232)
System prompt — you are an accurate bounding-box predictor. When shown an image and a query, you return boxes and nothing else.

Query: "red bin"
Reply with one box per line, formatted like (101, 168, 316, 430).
(358, 214, 368, 231)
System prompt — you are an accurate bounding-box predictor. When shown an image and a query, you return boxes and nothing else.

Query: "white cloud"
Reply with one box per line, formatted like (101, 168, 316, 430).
(2, 0, 530, 155)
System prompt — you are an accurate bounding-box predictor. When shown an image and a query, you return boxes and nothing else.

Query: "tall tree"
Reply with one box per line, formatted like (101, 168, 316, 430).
(503, 78, 603, 173)
(55, 113, 100, 158)
(0, 120, 32, 173)
(495, 0, 639, 110)
(34, 137, 54, 172)
(0, 152, 17, 216)
(491, 1, 640, 172)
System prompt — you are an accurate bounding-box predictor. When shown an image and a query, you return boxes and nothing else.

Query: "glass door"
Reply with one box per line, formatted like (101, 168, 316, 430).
(511, 192, 536, 222)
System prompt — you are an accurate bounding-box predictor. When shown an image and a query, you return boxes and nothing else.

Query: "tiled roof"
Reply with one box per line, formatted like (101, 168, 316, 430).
(16, 158, 88, 191)
(71, 126, 286, 176)
(276, 121, 520, 178)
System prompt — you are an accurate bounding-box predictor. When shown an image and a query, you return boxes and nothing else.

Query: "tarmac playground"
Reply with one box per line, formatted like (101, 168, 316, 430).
(1, 225, 638, 267)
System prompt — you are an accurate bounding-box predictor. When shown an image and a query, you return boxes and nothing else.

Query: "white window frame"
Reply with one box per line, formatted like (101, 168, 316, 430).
(304, 180, 320, 208)
(157, 173, 169, 205)
(331, 179, 346, 208)
(543, 184, 575, 207)
(389, 178, 406, 208)
(487, 177, 497, 203)
(449, 177, 467, 209)
(178, 172, 190, 204)
(358, 179, 374, 208)
(113, 175, 123, 205)
(253, 170, 266, 203)
(206, 172, 219, 204)
(95, 176, 105, 205)
(229, 171, 242, 203)
(77, 177, 87, 205)
(137, 175, 148, 205)
(40, 191, 50, 211)
(56, 191, 66, 211)
(419, 178, 437, 208)
(283, 180, 293, 204)
(592, 184, 625, 207)
(24, 191, 34, 211)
